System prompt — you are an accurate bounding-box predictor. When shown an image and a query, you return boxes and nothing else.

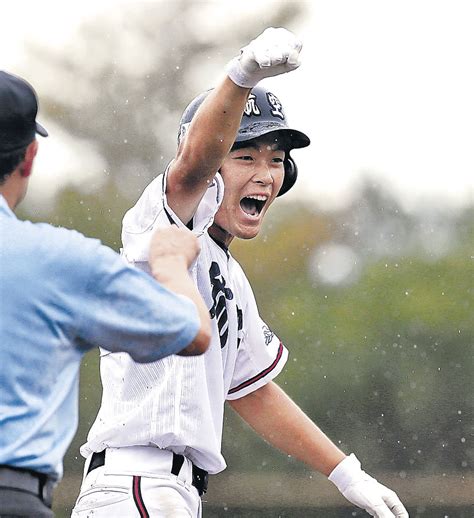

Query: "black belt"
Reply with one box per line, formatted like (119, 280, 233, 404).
(0, 465, 55, 507)
(88, 450, 209, 496)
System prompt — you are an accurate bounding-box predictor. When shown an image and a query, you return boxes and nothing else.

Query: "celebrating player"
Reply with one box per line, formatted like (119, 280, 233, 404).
(0, 70, 211, 517)
(72, 28, 409, 517)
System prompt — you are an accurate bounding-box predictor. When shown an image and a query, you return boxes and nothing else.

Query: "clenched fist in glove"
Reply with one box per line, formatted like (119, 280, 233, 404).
(329, 454, 409, 517)
(226, 27, 302, 88)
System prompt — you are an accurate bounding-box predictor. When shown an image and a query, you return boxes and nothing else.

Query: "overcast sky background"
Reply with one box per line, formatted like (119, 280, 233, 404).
(1, 0, 473, 212)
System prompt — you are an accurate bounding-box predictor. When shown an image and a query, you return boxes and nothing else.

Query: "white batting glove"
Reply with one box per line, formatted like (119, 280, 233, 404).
(328, 454, 409, 517)
(226, 27, 302, 88)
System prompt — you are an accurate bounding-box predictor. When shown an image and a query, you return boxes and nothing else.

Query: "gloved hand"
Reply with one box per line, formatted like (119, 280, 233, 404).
(328, 454, 409, 517)
(226, 27, 302, 88)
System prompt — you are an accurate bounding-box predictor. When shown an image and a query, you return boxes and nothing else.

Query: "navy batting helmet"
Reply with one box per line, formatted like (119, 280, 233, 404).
(178, 85, 310, 196)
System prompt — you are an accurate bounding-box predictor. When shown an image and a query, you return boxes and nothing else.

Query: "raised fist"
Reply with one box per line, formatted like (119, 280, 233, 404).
(227, 27, 302, 88)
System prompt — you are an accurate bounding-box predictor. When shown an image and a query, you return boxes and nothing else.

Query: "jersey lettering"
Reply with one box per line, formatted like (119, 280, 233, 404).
(236, 307, 243, 349)
(209, 262, 234, 348)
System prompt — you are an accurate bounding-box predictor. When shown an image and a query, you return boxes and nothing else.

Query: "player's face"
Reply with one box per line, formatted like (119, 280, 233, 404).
(210, 139, 285, 246)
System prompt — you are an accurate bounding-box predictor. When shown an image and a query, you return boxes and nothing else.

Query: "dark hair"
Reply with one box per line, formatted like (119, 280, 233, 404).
(0, 147, 28, 184)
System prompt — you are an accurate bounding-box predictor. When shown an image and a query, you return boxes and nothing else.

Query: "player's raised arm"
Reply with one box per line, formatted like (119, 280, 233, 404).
(166, 27, 303, 224)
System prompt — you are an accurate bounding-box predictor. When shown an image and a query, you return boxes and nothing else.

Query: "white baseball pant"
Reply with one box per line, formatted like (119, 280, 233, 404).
(71, 447, 202, 518)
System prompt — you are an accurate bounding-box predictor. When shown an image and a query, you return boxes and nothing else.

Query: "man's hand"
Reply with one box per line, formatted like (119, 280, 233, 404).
(329, 454, 409, 517)
(226, 27, 302, 88)
(149, 225, 200, 275)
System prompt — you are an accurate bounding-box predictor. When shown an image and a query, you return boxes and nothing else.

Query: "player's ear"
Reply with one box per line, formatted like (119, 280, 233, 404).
(20, 139, 39, 178)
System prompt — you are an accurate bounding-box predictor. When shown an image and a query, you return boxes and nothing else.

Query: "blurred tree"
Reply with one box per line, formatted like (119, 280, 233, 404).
(23, 0, 306, 247)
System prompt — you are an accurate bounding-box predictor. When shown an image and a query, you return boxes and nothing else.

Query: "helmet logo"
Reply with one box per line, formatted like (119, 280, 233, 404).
(243, 94, 261, 117)
(266, 92, 285, 120)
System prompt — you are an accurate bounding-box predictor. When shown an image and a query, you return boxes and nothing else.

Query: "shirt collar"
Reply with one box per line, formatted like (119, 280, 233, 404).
(0, 194, 16, 219)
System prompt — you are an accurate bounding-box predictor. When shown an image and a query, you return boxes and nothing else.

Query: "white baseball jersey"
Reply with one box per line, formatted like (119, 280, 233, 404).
(80, 168, 288, 474)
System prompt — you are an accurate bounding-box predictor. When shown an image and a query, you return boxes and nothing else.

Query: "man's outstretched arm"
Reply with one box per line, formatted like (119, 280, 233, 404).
(229, 381, 409, 518)
(166, 27, 303, 224)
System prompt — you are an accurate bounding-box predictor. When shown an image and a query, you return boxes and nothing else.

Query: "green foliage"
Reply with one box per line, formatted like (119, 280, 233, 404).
(224, 200, 473, 475)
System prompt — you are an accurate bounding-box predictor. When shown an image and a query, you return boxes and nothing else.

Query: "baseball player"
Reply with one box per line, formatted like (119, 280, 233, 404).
(72, 28, 409, 517)
(0, 70, 211, 517)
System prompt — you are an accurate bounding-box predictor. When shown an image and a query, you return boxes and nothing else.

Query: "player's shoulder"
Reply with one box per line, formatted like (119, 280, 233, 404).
(122, 173, 166, 235)
(222, 248, 255, 296)
(227, 251, 248, 279)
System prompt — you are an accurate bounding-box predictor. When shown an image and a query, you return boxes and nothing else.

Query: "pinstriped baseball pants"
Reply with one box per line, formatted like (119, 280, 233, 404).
(71, 466, 201, 518)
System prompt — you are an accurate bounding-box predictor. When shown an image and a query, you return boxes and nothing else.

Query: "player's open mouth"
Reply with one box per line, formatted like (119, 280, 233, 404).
(240, 195, 268, 217)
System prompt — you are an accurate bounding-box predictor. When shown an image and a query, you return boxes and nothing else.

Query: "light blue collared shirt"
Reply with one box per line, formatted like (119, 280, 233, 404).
(0, 195, 200, 479)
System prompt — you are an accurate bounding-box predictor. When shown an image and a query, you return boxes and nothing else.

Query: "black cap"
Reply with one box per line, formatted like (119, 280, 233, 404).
(0, 71, 48, 155)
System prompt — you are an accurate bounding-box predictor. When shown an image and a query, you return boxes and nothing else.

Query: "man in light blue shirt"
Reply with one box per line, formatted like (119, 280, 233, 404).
(0, 70, 211, 517)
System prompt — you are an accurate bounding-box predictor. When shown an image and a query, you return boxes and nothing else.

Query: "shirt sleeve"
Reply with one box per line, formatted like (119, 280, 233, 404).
(74, 238, 201, 363)
(226, 270, 288, 400)
(121, 167, 224, 263)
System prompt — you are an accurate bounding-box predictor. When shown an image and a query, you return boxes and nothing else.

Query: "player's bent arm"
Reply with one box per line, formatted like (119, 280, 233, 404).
(166, 77, 250, 224)
(229, 381, 409, 517)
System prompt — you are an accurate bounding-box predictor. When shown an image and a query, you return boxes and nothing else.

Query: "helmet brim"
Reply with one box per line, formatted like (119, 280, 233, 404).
(235, 123, 310, 149)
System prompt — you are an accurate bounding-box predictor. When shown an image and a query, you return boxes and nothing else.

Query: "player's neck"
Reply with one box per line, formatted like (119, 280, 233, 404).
(208, 223, 234, 248)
